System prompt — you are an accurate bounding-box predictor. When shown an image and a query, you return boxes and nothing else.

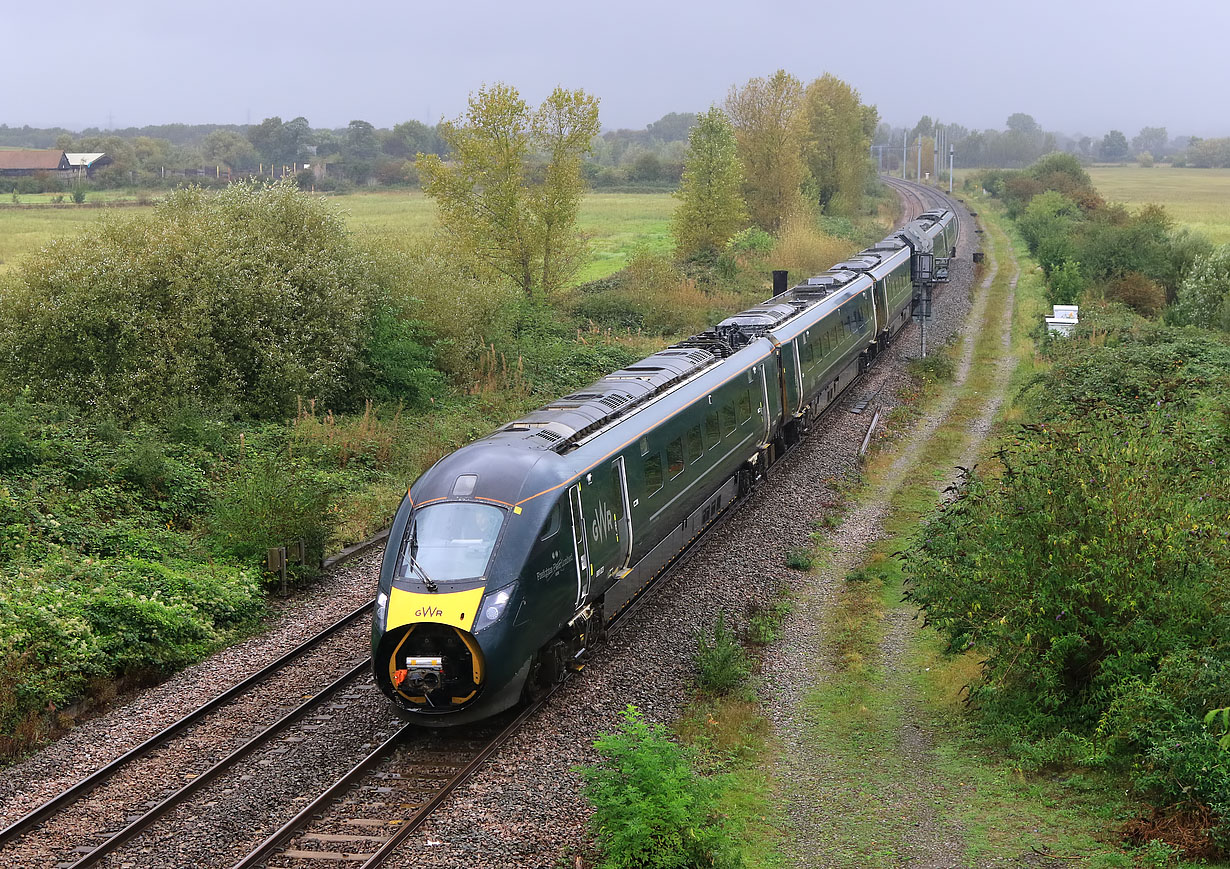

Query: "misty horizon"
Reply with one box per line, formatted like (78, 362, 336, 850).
(4, 0, 1228, 140)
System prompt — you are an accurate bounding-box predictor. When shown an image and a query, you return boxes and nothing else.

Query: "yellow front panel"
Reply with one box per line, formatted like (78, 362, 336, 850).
(386, 586, 485, 632)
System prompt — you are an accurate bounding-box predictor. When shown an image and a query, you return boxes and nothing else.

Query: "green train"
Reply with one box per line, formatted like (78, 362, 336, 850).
(372, 207, 958, 724)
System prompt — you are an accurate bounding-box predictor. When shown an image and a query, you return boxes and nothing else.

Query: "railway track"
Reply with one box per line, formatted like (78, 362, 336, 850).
(881, 175, 951, 222)
(0, 601, 376, 867)
(2, 178, 969, 869)
(225, 465, 768, 868)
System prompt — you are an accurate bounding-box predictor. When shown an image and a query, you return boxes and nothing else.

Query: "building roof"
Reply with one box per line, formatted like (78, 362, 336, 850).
(65, 152, 107, 167)
(0, 149, 70, 170)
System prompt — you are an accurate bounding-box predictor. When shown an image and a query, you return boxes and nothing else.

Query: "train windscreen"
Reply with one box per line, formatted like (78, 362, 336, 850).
(397, 502, 505, 583)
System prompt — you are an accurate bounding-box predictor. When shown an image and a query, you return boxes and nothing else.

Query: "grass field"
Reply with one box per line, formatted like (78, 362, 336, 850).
(1087, 165, 1230, 244)
(0, 189, 676, 281)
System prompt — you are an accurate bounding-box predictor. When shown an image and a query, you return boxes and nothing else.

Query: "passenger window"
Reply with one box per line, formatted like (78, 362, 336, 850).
(738, 390, 752, 422)
(722, 402, 737, 435)
(639, 437, 650, 456)
(686, 425, 703, 462)
(539, 503, 561, 541)
(705, 410, 720, 446)
(667, 438, 684, 477)
(644, 453, 663, 493)
(801, 340, 813, 364)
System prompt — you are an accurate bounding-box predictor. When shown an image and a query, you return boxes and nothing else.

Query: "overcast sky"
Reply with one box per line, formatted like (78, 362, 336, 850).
(4, 0, 1227, 139)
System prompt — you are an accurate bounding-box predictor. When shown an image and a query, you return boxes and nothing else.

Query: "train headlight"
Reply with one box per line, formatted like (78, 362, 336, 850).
(376, 591, 388, 623)
(473, 584, 516, 632)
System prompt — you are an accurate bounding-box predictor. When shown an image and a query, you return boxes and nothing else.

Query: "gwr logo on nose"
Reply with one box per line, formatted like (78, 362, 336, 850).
(415, 606, 444, 618)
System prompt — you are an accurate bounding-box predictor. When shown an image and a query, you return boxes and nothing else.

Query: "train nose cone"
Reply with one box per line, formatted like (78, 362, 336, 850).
(383, 623, 485, 710)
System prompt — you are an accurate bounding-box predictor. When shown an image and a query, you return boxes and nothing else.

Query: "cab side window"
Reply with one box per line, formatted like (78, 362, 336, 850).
(539, 503, 561, 541)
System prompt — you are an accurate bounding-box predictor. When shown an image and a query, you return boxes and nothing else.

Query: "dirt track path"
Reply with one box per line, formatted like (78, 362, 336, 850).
(763, 199, 1024, 868)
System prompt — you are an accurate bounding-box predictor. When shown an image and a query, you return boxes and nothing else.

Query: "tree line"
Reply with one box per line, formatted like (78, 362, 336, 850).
(0, 112, 700, 192)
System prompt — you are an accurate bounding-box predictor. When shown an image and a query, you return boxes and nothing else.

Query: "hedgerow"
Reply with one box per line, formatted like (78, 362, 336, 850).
(906, 325, 1230, 844)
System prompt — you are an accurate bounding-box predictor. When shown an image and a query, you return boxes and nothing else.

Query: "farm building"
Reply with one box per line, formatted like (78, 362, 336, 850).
(66, 152, 113, 178)
(0, 149, 71, 176)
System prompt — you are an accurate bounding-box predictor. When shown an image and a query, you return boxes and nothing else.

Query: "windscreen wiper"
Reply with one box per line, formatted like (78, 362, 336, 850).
(407, 524, 438, 593)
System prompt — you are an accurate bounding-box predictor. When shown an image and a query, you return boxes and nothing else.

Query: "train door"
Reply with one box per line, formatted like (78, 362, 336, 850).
(611, 457, 633, 571)
(568, 485, 591, 608)
(579, 459, 633, 594)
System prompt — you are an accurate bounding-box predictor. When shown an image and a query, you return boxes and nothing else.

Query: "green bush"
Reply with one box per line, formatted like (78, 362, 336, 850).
(745, 597, 791, 646)
(1169, 244, 1230, 330)
(0, 555, 262, 737)
(1103, 650, 1230, 845)
(0, 401, 36, 472)
(581, 705, 741, 869)
(906, 325, 1230, 842)
(208, 456, 341, 573)
(0, 180, 383, 420)
(906, 352, 955, 385)
(693, 614, 752, 697)
(908, 409, 1228, 736)
(785, 548, 814, 570)
(359, 309, 444, 406)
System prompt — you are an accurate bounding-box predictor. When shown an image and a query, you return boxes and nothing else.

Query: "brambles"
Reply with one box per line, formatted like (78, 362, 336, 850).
(581, 705, 741, 869)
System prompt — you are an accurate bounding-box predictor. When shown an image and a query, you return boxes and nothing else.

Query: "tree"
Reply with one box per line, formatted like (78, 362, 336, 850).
(385, 120, 443, 158)
(343, 119, 380, 182)
(247, 116, 286, 164)
(417, 83, 601, 297)
(800, 74, 877, 214)
(1100, 130, 1130, 162)
(1132, 126, 1168, 157)
(245, 116, 312, 167)
(282, 116, 312, 162)
(671, 107, 746, 259)
(1169, 244, 1230, 329)
(645, 112, 698, 143)
(1006, 112, 1040, 136)
(910, 115, 935, 143)
(725, 70, 808, 231)
(345, 120, 379, 161)
(203, 130, 259, 171)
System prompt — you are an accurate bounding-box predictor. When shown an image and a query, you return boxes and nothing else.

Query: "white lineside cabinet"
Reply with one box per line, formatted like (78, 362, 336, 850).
(1046, 304, 1079, 336)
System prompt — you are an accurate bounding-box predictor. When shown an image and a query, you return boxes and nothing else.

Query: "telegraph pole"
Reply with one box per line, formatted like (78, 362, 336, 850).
(902, 130, 907, 179)
(933, 123, 938, 185)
